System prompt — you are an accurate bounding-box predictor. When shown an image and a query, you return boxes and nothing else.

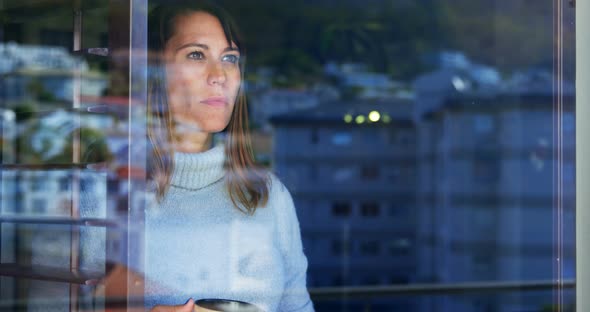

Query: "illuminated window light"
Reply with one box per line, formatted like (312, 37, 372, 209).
(383, 114, 392, 123)
(368, 111, 380, 122)
(344, 114, 353, 123)
(355, 115, 366, 124)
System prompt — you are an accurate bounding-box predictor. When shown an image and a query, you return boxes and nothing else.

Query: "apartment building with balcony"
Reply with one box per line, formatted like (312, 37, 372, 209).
(270, 98, 418, 310)
(415, 88, 575, 311)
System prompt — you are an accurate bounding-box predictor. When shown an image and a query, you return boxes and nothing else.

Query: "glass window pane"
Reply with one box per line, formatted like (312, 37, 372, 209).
(1, 0, 147, 310)
(0, 0, 577, 311)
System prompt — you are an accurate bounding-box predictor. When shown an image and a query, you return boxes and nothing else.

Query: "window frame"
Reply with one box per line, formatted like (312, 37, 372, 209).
(576, 0, 589, 308)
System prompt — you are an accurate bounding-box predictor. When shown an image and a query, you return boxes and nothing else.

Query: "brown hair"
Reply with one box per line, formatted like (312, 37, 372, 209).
(147, 0, 269, 214)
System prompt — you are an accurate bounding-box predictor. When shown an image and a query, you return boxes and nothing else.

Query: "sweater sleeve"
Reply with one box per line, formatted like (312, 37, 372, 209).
(273, 179, 315, 312)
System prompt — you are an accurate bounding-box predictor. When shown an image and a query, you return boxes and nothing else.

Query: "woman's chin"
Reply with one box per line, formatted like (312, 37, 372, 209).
(200, 121, 231, 133)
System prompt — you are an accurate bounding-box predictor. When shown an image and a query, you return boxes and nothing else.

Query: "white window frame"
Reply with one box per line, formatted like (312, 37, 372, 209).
(576, 1, 588, 309)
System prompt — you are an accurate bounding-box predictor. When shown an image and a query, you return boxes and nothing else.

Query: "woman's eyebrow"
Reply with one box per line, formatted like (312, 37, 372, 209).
(175, 43, 239, 53)
(175, 43, 208, 53)
(224, 46, 239, 53)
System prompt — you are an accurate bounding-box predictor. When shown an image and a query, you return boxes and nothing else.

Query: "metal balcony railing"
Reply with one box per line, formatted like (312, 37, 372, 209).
(308, 279, 575, 300)
(0, 279, 575, 310)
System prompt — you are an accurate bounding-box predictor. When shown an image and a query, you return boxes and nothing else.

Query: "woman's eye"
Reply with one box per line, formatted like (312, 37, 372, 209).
(222, 54, 240, 64)
(186, 51, 204, 60)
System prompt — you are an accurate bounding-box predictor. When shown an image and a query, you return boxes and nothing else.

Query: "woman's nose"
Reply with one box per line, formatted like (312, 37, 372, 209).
(207, 61, 226, 85)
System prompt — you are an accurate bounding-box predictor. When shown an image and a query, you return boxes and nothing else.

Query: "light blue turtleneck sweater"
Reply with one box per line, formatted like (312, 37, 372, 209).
(144, 145, 314, 312)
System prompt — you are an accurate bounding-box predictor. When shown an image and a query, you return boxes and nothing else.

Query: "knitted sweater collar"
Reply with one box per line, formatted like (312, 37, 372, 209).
(170, 144, 225, 191)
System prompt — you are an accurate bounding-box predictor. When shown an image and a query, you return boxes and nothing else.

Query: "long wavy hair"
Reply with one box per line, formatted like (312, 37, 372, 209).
(147, 0, 269, 214)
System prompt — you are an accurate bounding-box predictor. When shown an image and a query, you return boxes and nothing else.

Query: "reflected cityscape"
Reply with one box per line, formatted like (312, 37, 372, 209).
(0, 0, 576, 311)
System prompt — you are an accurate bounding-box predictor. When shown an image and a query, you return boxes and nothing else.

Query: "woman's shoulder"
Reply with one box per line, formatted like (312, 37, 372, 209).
(265, 171, 292, 200)
(262, 172, 298, 221)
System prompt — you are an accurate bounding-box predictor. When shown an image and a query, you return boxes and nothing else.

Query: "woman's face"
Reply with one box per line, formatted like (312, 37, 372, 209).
(164, 11, 241, 134)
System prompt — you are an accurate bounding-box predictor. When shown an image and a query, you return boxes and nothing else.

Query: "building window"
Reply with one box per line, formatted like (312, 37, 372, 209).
(388, 205, 406, 217)
(473, 147, 500, 183)
(58, 176, 70, 192)
(473, 115, 495, 134)
(331, 131, 352, 146)
(361, 202, 380, 217)
(472, 249, 495, 278)
(80, 177, 94, 192)
(107, 179, 119, 193)
(32, 198, 47, 213)
(311, 128, 319, 144)
(359, 240, 380, 256)
(332, 201, 351, 217)
(332, 167, 354, 183)
(389, 238, 412, 256)
(331, 239, 351, 256)
(361, 166, 379, 180)
(30, 174, 47, 192)
(118, 196, 133, 213)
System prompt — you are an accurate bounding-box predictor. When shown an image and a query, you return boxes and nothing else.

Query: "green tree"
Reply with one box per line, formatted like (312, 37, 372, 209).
(49, 127, 113, 164)
(13, 102, 38, 123)
(26, 78, 56, 102)
(15, 123, 113, 165)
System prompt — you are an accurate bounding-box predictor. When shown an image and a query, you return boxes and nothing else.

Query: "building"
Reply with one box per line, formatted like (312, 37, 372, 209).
(270, 98, 419, 311)
(415, 88, 575, 311)
(1, 109, 16, 163)
(0, 43, 108, 106)
(271, 68, 575, 311)
(0, 107, 135, 308)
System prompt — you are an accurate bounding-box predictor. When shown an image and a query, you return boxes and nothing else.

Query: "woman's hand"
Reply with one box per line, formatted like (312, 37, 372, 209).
(150, 298, 195, 312)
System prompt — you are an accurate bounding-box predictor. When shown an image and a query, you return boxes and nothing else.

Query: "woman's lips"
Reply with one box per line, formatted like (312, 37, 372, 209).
(201, 96, 227, 107)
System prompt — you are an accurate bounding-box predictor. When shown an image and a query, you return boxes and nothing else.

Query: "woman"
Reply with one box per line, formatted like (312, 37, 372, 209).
(145, 1, 314, 311)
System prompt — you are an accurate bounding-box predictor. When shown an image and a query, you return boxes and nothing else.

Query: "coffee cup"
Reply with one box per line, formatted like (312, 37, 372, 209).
(194, 299, 263, 312)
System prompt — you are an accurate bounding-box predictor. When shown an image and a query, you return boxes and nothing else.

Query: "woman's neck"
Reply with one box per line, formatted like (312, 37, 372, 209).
(173, 131, 212, 153)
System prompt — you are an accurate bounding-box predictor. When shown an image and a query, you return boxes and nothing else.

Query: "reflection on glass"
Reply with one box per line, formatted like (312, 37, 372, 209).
(0, 0, 577, 311)
(0, 1, 134, 311)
